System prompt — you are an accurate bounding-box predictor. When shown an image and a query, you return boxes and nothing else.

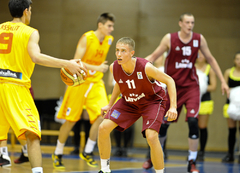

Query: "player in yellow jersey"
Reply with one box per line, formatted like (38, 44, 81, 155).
(52, 13, 115, 169)
(0, 1, 86, 173)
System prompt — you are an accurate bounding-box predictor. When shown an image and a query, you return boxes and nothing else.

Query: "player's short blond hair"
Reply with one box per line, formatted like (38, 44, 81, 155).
(179, 13, 194, 21)
(116, 37, 135, 51)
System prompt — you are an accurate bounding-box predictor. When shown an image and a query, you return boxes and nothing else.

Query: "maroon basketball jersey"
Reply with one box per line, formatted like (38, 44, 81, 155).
(113, 57, 166, 106)
(165, 32, 201, 87)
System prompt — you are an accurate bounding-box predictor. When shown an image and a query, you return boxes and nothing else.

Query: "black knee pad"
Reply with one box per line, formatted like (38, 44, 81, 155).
(159, 124, 169, 137)
(188, 117, 199, 139)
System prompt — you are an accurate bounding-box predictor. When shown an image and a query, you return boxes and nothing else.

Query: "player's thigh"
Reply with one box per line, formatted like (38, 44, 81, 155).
(57, 84, 87, 121)
(185, 86, 200, 120)
(1, 84, 40, 140)
(105, 99, 140, 131)
(142, 101, 166, 136)
(86, 81, 108, 123)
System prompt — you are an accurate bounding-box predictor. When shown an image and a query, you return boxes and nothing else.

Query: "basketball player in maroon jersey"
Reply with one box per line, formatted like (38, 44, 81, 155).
(142, 13, 229, 173)
(98, 37, 177, 173)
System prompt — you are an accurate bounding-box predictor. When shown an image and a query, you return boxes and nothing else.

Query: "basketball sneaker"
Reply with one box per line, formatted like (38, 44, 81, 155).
(52, 153, 65, 169)
(187, 159, 199, 173)
(142, 158, 153, 169)
(0, 154, 11, 167)
(98, 170, 111, 173)
(80, 152, 98, 167)
(222, 153, 234, 163)
(14, 150, 29, 164)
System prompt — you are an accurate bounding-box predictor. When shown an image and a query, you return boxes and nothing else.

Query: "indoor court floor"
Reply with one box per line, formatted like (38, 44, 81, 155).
(1, 146, 240, 173)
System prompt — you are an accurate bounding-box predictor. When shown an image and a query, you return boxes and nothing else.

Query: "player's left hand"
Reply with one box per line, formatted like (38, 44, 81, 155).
(101, 105, 111, 118)
(165, 107, 178, 121)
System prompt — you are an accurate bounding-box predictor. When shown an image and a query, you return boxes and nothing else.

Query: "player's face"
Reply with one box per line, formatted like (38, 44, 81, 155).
(179, 15, 195, 34)
(100, 20, 114, 36)
(115, 43, 134, 65)
(234, 53, 240, 68)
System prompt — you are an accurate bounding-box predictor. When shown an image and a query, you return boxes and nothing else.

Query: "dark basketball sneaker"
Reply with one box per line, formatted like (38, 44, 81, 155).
(142, 158, 153, 169)
(187, 159, 199, 173)
(0, 154, 11, 167)
(222, 153, 234, 163)
(14, 150, 29, 164)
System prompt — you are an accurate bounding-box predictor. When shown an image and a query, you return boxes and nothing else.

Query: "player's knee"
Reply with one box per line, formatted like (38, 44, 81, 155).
(25, 131, 40, 141)
(146, 132, 158, 146)
(188, 117, 199, 139)
(159, 124, 169, 137)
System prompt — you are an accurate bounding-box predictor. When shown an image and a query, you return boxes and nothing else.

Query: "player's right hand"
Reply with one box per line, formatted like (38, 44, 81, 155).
(101, 105, 111, 118)
(68, 59, 87, 78)
(165, 107, 178, 121)
(98, 61, 109, 73)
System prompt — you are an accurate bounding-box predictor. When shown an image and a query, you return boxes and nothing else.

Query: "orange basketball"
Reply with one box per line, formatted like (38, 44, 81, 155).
(60, 61, 87, 87)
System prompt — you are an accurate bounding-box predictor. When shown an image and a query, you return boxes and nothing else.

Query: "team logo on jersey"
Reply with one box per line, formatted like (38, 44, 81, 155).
(125, 93, 145, 102)
(190, 109, 195, 114)
(146, 120, 150, 125)
(175, 46, 180, 51)
(175, 59, 193, 69)
(119, 79, 123, 83)
(108, 38, 112, 45)
(191, 135, 197, 139)
(0, 68, 22, 79)
(137, 72, 143, 79)
(193, 40, 198, 47)
(111, 110, 121, 119)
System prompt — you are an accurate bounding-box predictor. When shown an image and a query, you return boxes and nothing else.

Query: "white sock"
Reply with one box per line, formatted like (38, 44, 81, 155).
(0, 147, 9, 156)
(155, 168, 164, 173)
(101, 159, 111, 172)
(54, 140, 65, 155)
(188, 150, 197, 161)
(32, 167, 43, 173)
(84, 138, 96, 153)
(22, 144, 28, 156)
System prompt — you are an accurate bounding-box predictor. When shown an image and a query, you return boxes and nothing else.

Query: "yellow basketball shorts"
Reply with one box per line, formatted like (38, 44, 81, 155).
(223, 104, 229, 118)
(57, 80, 108, 124)
(0, 83, 41, 141)
(199, 100, 214, 115)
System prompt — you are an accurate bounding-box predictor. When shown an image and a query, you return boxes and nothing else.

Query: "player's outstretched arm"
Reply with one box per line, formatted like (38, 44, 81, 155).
(27, 31, 85, 77)
(200, 35, 229, 97)
(145, 63, 177, 121)
(145, 34, 170, 63)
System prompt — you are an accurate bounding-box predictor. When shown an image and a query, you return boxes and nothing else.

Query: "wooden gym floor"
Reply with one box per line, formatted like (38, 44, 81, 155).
(1, 144, 240, 173)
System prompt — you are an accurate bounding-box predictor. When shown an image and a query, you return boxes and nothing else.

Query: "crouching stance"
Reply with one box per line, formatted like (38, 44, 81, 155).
(98, 37, 177, 173)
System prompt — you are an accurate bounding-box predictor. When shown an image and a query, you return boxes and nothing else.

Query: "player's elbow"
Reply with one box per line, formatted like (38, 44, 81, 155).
(30, 53, 42, 64)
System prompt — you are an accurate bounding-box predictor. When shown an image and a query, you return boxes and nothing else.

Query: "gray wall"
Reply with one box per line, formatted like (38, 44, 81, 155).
(1, 0, 240, 151)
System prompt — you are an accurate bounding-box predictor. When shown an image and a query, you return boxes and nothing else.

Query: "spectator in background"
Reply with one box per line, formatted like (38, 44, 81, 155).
(195, 51, 217, 161)
(222, 51, 240, 163)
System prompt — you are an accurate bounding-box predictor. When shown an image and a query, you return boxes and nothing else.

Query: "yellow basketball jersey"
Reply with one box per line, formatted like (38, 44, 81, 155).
(0, 22, 36, 88)
(81, 30, 113, 82)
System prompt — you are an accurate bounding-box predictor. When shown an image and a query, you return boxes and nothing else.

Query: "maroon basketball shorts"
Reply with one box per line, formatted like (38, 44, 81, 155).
(163, 85, 200, 123)
(105, 98, 166, 138)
